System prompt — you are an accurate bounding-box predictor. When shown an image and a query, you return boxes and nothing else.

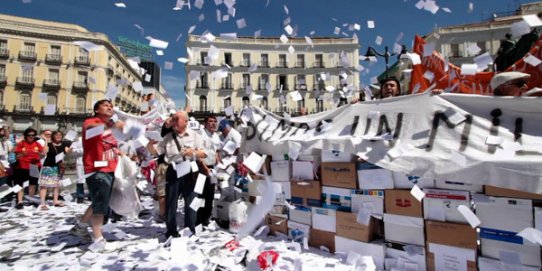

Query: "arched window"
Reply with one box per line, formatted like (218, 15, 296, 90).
(199, 95, 207, 112)
(261, 97, 268, 110)
(242, 96, 250, 107)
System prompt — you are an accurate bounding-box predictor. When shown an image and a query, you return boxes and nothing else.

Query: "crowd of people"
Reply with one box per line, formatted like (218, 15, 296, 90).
(0, 69, 536, 253)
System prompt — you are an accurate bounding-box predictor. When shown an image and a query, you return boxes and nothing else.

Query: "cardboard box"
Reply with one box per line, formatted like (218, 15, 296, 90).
(287, 220, 310, 243)
(427, 243, 477, 271)
(351, 190, 384, 217)
(311, 207, 336, 233)
(321, 186, 354, 212)
(485, 185, 542, 200)
(289, 205, 312, 226)
(321, 149, 355, 163)
(536, 207, 542, 231)
(383, 213, 425, 246)
(392, 171, 434, 189)
(423, 188, 472, 224)
(435, 179, 483, 193)
(292, 161, 315, 180)
(272, 181, 291, 203)
(334, 236, 386, 270)
(480, 238, 541, 267)
(309, 228, 335, 253)
(425, 220, 477, 249)
(385, 189, 423, 217)
(336, 211, 379, 242)
(265, 214, 288, 235)
(385, 242, 426, 271)
(478, 256, 540, 271)
(425, 220, 478, 271)
(321, 162, 357, 189)
(270, 160, 291, 182)
(290, 180, 321, 207)
(357, 163, 394, 189)
(477, 196, 533, 233)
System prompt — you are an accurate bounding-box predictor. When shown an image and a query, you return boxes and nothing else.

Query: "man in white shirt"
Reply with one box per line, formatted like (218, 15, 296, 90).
(197, 115, 221, 226)
(148, 111, 207, 237)
(217, 119, 242, 157)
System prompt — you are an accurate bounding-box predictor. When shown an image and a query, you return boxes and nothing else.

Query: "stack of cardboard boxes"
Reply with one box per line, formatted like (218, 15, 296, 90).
(242, 150, 542, 270)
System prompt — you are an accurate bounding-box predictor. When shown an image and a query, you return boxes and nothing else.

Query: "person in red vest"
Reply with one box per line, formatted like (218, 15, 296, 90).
(13, 127, 45, 209)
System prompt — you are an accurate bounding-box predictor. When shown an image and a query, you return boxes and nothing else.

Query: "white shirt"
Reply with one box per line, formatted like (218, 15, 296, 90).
(158, 128, 206, 164)
(200, 128, 221, 166)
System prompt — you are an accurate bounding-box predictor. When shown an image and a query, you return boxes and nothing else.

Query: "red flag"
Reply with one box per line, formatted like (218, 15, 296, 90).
(410, 35, 494, 95)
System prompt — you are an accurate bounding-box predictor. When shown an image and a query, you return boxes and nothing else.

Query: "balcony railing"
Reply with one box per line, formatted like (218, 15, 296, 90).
(258, 83, 268, 90)
(295, 84, 307, 90)
(43, 79, 60, 88)
(45, 54, 62, 65)
(72, 81, 88, 91)
(196, 82, 209, 89)
(74, 56, 90, 66)
(260, 61, 269, 68)
(277, 84, 288, 90)
(221, 83, 233, 89)
(240, 61, 251, 67)
(313, 62, 325, 68)
(0, 75, 6, 86)
(64, 107, 90, 115)
(313, 84, 326, 91)
(16, 77, 35, 87)
(295, 62, 305, 68)
(276, 61, 288, 68)
(18, 51, 37, 62)
(14, 105, 33, 113)
(0, 48, 9, 59)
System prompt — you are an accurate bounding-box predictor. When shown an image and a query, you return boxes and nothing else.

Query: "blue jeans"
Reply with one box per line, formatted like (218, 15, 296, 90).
(76, 183, 85, 200)
(165, 164, 197, 234)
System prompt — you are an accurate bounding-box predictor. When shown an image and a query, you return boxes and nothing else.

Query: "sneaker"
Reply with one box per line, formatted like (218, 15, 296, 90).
(88, 238, 117, 253)
(76, 198, 84, 204)
(0, 207, 8, 212)
(155, 215, 165, 223)
(15, 203, 23, 210)
(69, 223, 90, 239)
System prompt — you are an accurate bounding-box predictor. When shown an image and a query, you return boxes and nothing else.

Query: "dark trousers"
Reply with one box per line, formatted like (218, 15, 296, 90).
(76, 183, 85, 200)
(165, 164, 197, 234)
(197, 175, 215, 226)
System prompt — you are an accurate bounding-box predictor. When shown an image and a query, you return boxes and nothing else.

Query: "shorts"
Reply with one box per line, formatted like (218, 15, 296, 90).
(86, 171, 115, 215)
(154, 163, 168, 197)
(14, 168, 38, 186)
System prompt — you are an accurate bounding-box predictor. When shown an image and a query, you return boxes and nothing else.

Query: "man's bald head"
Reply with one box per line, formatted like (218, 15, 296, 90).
(172, 110, 189, 133)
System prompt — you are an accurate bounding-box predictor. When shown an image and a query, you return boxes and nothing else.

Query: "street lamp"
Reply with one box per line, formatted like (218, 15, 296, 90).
(364, 45, 408, 79)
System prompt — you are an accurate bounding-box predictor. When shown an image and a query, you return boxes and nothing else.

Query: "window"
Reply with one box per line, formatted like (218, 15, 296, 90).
(242, 53, 250, 66)
(315, 74, 325, 90)
(278, 75, 288, 90)
(48, 69, 59, 84)
(296, 75, 306, 90)
(222, 73, 232, 89)
(450, 43, 460, 57)
(259, 74, 269, 90)
(315, 98, 323, 112)
(50, 45, 61, 57)
(477, 41, 486, 54)
(242, 74, 250, 89)
(278, 54, 287, 67)
(315, 54, 324, 68)
(242, 96, 250, 107)
(0, 91, 3, 106)
(76, 96, 86, 113)
(78, 48, 89, 62)
(224, 97, 231, 109)
(224, 52, 232, 66)
(261, 53, 269, 67)
(261, 97, 268, 110)
(23, 43, 35, 55)
(76, 71, 87, 87)
(199, 95, 207, 112)
(0, 64, 5, 77)
(199, 73, 208, 88)
(20, 92, 31, 110)
(47, 94, 57, 106)
(0, 40, 7, 51)
(201, 51, 208, 65)
(21, 66, 33, 81)
(296, 54, 305, 68)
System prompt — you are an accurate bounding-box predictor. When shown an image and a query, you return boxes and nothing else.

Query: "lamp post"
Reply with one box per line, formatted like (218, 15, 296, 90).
(364, 45, 408, 79)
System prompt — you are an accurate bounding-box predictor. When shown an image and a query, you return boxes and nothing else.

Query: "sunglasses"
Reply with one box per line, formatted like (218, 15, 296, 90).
(26, 134, 35, 137)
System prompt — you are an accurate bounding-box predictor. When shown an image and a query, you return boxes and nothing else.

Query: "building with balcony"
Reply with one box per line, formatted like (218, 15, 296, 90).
(185, 34, 361, 115)
(0, 14, 146, 133)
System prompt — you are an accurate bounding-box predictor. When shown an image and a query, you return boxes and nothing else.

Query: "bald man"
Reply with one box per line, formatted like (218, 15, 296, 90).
(148, 111, 207, 237)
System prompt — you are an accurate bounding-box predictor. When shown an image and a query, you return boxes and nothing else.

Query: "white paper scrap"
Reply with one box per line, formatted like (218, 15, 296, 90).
(410, 185, 425, 202)
(457, 205, 480, 228)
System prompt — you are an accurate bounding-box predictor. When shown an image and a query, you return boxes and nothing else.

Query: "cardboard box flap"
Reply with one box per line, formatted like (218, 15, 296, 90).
(384, 213, 424, 227)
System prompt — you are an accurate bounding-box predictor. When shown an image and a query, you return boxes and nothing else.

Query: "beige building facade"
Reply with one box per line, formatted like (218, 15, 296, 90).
(185, 35, 360, 115)
(0, 14, 145, 132)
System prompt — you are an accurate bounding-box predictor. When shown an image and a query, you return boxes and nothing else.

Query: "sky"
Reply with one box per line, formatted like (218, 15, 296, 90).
(0, 0, 535, 107)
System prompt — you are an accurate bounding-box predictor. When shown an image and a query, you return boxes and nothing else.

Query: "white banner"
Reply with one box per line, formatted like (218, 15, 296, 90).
(241, 94, 542, 193)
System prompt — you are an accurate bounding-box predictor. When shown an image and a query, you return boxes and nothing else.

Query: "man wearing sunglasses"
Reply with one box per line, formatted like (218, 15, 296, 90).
(490, 71, 531, 97)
